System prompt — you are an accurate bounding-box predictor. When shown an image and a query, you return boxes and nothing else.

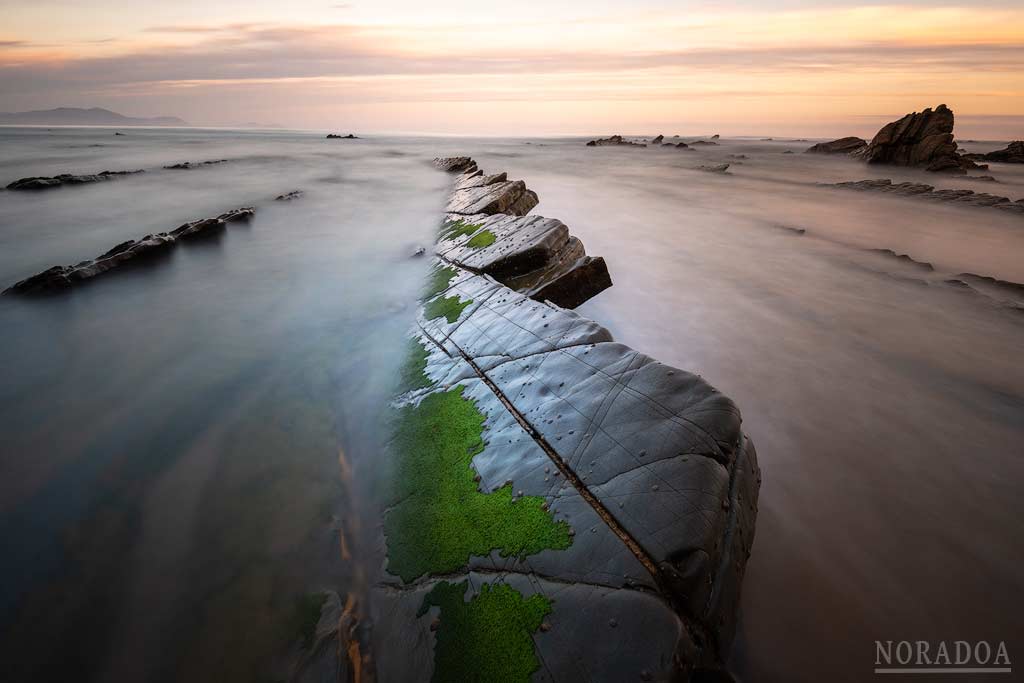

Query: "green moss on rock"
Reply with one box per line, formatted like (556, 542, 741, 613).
(423, 295, 471, 323)
(466, 230, 496, 249)
(417, 580, 552, 683)
(439, 219, 482, 241)
(399, 339, 433, 392)
(384, 387, 572, 581)
(423, 264, 457, 300)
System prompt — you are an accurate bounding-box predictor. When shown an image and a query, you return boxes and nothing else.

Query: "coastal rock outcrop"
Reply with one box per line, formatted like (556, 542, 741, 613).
(6, 169, 144, 191)
(586, 135, 646, 147)
(826, 179, 1024, 215)
(4, 208, 254, 294)
(439, 159, 539, 217)
(372, 156, 760, 682)
(326, 133, 359, 139)
(851, 104, 979, 173)
(964, 141, 1024, 164)
(805, 137, 867, 155)
(163, 159, 228, 170)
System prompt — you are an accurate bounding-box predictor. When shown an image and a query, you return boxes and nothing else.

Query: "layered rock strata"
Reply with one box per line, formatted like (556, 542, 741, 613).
(363, 157, 761, 682)
(4, 208, 255, 294)
(6, 169, 144, 191)
(826, 179, 1024, 215)
(852, 104, 980, 173)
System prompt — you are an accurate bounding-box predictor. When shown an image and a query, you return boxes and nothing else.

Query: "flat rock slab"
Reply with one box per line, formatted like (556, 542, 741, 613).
(6, 169, 144, 190)
(827, 179, 1024, 215)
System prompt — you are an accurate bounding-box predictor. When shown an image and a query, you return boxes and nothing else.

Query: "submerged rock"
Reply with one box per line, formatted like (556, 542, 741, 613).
(326, 133, 358, 139)
(586, 135, 646, 147)
(698, 163, 730, 173)
(163, 159, 228, 170)
(826, 179, 1024, 214)
(805, 136, 867, 155)
(274, 190, 304, 201)
(6, 169, 144, 191)
(4, 208, 255, 294)
(851, 104, 979, 173)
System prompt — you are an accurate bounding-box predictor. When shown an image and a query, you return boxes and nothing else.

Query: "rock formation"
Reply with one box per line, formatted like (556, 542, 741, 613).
(964, 141, 1024, 164)
(326, 133, 358, 139)
(698, 163, 730, 173)
(805, 137, 867, 155)
(6, 169, 144, 191)
(651, 134, 664, 145)
(586, 134, 646, 147)
(440, 160, 540, 217)
(4, 208, 254, 294)
(826, 179, 1024, 215)
(274, 190, 304, 201)
(851, 104, 979, 173)
(163, 159, 228, 170)
(361, 157, 760, 683)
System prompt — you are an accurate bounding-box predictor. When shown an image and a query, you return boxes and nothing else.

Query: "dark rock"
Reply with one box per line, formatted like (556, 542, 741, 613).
(586, 135, 646, 148)
(805, 136, 867, 155)
(6, 169, 144, 191)
(274, 190, 304, 201)
(412, 246, 426, 257)
(651, 135, 664, 145)
(432, 156, 477, 173)
(826, 179, 1024, 215)
(851, 104, 979, 173)
(4, 208, 254, 294)
(782, 150, 794, 154)
(326, 133, 358, 139)
(163, 159, 228, 170)
(964, 141, 1024, 164)
(690, 140, 718, 146)
(711, 134, 720, 140)
(114, 132, 125, 136)
(697, 164, 730, 173)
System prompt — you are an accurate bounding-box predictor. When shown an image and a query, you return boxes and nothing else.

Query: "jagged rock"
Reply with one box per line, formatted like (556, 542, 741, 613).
(163, 159, 228, 170)
(443, 168, 539, 216)
(805, 136, 867, 155)
(965, 141, 1024, 164)
(326, 133, 358, 139)
(6, 169, 144, 191)
(274, 190, 304, 201)
(437, 212, 612, 308)
(698, 163, 730, 173)
(851, 104, 979, 173)
(586, 135, 646, 147)
(651, 135, 664, 145)
(4, 208, 254, 294)
(826, 179, 1024, 214)
(433, 156, 477, 173)
(711, 134, 720, 140)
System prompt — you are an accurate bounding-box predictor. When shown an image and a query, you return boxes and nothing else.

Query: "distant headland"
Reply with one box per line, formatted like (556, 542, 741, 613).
(0, 107, 187, 127)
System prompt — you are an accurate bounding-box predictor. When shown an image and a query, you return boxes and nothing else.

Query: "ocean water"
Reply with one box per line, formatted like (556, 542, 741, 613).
(1, 127, 1022, 681)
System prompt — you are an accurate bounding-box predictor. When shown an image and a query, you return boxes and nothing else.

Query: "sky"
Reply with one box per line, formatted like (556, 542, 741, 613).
(1, 0, 1022, 137)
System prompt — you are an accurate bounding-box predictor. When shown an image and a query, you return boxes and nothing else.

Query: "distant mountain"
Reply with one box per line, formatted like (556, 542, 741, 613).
(0, 107, 188, 127)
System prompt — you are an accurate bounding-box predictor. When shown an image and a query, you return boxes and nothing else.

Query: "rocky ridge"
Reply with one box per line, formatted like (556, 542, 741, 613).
(331, 157, 761, 683)
(851, 104, 980, 173)
(6, 169, 145, 191)
(825, 179, 1024, 215)
(4, 208, 255, 294)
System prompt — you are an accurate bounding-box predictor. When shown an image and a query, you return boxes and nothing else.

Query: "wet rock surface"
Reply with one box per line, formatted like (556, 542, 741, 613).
(826, 179, 1024, 215)
(274, 190, 304, 201)
(851, 104, 979, 173)
(374, 157, 760, 681)
(4, 208, 255, 294)
(805, 136, 867, 155)
(6, 169, 144, 190)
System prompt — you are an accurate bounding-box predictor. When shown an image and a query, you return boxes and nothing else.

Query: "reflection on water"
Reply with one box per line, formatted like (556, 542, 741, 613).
(1, 129, 1022, 681)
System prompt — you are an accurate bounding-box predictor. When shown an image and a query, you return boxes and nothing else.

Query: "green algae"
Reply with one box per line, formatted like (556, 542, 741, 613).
(289, 592, 328, 649)
(384, 386, 572, 581)
(417, 581, 552, 683)
(423, 295, 471, 323)
(423, 264, 457, 300)
(439, 219, 482, 241)
(466, 229, 496, 249)
(399, 339, 432, 392)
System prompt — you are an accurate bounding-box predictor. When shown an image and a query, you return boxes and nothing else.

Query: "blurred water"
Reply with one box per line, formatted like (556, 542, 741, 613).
(1, 128, 1022, 682)
(0, 127, 452, 682)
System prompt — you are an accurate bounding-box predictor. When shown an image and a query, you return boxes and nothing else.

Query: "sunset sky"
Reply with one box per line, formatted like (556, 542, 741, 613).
(1, 0, 1022, 136)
